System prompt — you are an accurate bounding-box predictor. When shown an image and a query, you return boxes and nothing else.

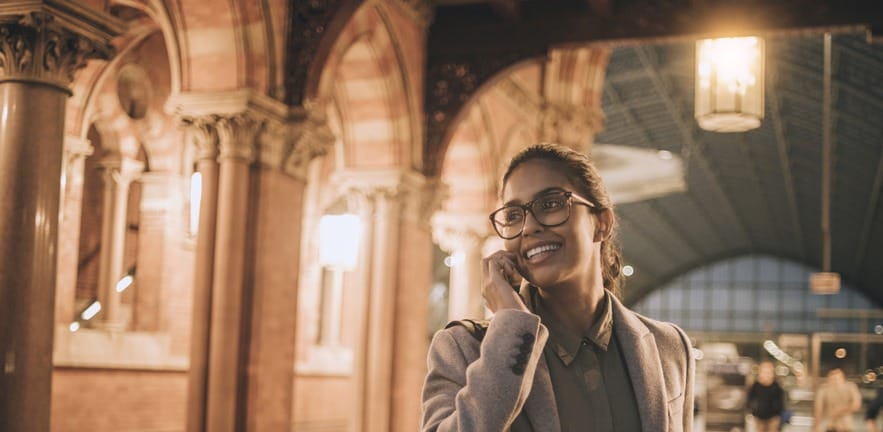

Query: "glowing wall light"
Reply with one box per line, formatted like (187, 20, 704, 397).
(695, 36, 764, 132)
(318, 214, 362, 271)
(81, 300, 102, 321)
(115, 267, 136, 293)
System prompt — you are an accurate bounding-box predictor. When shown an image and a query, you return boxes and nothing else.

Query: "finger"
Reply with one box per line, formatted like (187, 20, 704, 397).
(490, 264, 511, 287)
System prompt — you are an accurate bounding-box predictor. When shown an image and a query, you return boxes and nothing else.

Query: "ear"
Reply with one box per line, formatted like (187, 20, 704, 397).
(594, 208, 614, 242)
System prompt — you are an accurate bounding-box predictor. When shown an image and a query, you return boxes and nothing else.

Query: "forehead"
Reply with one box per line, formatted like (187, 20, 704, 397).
(502, 159, 575, 203)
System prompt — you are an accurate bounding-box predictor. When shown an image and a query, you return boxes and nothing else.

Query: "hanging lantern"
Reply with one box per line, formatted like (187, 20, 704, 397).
(695, 37, 765, 132)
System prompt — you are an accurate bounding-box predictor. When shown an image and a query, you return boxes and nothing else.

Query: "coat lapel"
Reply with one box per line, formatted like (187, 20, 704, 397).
(611, 295, 668, 432)
(521, 352, 561, 432)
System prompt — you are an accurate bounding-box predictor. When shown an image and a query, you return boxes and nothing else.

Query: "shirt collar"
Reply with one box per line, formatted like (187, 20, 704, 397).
(530, 287, 614, 366)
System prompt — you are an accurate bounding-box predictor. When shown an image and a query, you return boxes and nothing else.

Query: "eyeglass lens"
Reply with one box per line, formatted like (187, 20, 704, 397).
(491, 193, 571, 239)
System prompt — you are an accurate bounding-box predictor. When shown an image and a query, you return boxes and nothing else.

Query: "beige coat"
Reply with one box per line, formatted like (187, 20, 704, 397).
(421, 291, 694, 432)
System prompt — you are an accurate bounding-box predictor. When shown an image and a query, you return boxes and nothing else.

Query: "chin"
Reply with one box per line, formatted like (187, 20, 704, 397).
(524, 269, 559, 290)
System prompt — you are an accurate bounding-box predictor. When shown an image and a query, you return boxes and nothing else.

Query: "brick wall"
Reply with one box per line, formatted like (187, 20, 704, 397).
(51, 368, 187, 432)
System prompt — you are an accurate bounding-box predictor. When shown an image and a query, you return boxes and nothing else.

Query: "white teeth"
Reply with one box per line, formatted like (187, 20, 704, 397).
(525, 244, 560, 259)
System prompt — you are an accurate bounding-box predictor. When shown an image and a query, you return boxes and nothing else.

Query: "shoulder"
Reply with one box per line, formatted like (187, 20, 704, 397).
(627, 307, 692, 351)
(428, 322, 482, 364)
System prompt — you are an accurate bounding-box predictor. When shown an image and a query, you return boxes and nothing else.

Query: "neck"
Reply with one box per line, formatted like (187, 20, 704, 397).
(537, 279, 606, 335)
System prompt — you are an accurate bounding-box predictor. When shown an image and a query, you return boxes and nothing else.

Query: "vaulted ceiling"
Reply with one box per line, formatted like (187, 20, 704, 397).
(425, 0, 883, 305)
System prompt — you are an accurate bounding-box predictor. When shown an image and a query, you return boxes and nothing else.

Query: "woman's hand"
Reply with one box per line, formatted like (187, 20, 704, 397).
(481, 251, 529, 313)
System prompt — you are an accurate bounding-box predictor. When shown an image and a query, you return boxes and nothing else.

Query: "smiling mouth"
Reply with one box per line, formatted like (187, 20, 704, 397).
(524, 243, 561, 260)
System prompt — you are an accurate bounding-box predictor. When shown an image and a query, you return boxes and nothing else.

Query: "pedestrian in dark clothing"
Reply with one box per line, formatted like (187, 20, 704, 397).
(867, 388, 883, 432)
(747, 360, 786, 432)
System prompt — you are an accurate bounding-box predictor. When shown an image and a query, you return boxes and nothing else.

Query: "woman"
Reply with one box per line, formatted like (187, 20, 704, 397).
(421, 143, 694, 432)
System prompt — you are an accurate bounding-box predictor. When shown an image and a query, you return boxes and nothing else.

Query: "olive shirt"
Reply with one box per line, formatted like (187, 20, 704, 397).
(533, 291, 642, 431)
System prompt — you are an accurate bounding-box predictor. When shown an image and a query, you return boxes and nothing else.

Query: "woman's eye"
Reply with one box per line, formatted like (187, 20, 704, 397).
(540, 198, 565, 210)
(504, 210, 523, 223)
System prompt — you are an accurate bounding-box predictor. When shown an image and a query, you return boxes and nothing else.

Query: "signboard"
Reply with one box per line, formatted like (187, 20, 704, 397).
(810, 272, 840, 294)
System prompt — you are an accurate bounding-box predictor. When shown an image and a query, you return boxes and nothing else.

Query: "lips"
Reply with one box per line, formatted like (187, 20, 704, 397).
(524, 242, 561, 261)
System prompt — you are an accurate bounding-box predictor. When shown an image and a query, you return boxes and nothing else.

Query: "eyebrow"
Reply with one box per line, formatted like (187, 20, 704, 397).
(502, 187, 567, 206)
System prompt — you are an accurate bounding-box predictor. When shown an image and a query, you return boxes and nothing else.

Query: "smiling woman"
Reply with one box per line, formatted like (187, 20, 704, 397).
(421, 143, 697, 432)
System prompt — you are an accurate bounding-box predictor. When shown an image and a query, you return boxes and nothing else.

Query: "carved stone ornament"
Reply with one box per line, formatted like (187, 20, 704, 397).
(282, 116, 334, 179)
(0, 12, 115, 90)
(180, 115, 220, 162)
(257, 118, 293, 169)
(216, 114, 263, 162)
(333, 170, 444, 228)
(431, 211, 490, 255)
(537, 102, 604, 154)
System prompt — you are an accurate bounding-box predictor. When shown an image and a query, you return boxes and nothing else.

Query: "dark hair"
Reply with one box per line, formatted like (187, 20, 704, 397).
(501, 143, 624, 297)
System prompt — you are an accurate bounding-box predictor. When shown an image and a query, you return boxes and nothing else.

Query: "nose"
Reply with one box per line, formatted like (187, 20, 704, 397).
(521, 209, 543, 236)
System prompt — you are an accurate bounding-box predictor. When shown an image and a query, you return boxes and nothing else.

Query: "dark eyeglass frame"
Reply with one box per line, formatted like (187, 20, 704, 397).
(488, 190, 597, 240)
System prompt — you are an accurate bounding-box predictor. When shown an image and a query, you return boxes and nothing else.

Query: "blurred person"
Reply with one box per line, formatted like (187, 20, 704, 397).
(813, 367, 861, 432)
(421, 144, 695, 431)
(746, 360, 786, 432)
(866, 388, 883, 432)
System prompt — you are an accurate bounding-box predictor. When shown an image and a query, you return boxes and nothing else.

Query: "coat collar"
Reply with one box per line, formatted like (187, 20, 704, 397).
(610, 293, 668, 432)
(519, 286, 668, 432)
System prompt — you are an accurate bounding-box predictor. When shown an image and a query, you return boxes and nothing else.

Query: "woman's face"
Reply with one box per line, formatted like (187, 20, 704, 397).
(501, 159, 605, 289)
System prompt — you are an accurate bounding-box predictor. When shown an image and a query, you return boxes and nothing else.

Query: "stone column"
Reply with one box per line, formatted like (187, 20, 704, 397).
(340, 171, 443, 432)
(205, 113, 261, 432)
(132, 172, 169, 331)
(538, 47, 609, 154)
(55, 136, 94, 326)
(171, 90, 326, 432)
(0, 5, 121, 431)
(94, 158, 144, 331)
(243, 110, 333, 431)
(179, 115, 220, 432)
(432, 213, 490, 321)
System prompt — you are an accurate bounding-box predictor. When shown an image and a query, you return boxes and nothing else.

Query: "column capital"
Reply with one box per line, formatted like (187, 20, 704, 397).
(63, 135, 93, 158)
(216, 113, 262, 163)
(334, 170, 446, 227)
(255, 106, 333, 179)
(537, 102, 604, 154)
(180, 115, 219, 162)
(280, 111, 334, 180)
(431, 212, 491, 254)
(171, 91, 336, 174)
(99, 157, 144, 187)
(0, 1, 124, 90)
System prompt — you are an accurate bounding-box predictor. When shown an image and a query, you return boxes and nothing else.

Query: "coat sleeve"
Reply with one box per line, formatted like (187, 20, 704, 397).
(673, 324, 695, 432)
(421, 309, 548, 432)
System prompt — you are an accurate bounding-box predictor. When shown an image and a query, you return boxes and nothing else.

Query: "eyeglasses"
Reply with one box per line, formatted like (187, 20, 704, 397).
(489, 190, 596, 240)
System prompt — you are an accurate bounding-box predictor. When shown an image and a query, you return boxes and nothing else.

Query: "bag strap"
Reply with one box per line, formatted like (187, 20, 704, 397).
(445, 319, 490, 342)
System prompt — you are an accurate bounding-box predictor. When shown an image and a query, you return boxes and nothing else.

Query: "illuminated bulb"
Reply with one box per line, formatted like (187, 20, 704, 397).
(115, 274, 134, 292)
(622, 265, 634, 277)
(81, 301, 102, 321)
(69, 321, 80, 332)
(695, 36, 765, 132)
(834, 348, 847, 359)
